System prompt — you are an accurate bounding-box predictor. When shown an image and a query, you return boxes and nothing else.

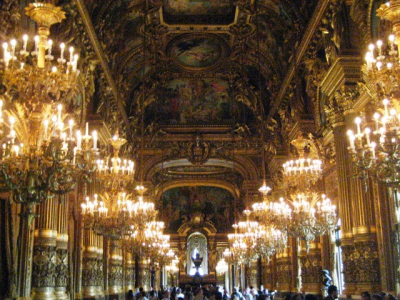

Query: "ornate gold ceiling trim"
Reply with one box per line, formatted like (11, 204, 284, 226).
(154, 179, 239, 202)
(266, 0, 332, 121)
(75, 0, 132, 137)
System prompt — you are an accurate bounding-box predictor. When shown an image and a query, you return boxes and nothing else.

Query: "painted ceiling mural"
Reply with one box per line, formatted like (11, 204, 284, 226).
(168, 35, 226, 69)
(144, 78, 255, 126)
(159, 186, 242, 233)
(162, 0, 236, 24)
(164, 0, 233, 15)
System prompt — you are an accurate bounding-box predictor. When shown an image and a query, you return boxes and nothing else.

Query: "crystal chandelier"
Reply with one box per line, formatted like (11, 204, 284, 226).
(346, 1, 400, 186)
(282, 136, 322, 188)
(125, 221, 166, 256)
(0, 2, 86, 209)
(216, 258, 229, 275)
(225, 211, 262, 266)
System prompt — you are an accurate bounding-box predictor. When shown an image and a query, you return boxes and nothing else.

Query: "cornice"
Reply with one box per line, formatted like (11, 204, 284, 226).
(75, 0, 132, 137)
(319, 55, 363, 98)
(266, 0, 332, 121)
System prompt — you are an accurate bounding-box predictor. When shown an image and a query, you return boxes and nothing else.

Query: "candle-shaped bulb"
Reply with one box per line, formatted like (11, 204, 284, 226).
(389, 34, 395, 42)
(52, 66, 57, 73)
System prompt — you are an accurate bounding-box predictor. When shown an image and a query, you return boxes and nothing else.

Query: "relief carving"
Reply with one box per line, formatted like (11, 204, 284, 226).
(32, 245, 57, 288)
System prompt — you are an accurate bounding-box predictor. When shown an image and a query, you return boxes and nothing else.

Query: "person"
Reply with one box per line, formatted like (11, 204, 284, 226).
(176, 288, 185, 300)
(244, 288, 253, 300)
(232, 287, 244, 300)
(361, 292, 371, 300)
(127, 290, 134, 300)
(194, 287, 205, 300)
(372, 295, 384, 300)
(223, 289, 231, 300)
(163, 291, 171, 300)
(324, 285, 338, 300)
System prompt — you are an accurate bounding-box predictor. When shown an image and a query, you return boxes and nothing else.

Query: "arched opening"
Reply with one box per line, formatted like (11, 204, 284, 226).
(187, 232, 208, 275)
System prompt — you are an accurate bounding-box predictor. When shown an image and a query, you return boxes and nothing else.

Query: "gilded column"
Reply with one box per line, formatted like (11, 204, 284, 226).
(329, 98, 357, 295)
(299, 240, 322, 294)
(96, 235, 105, 298)
(82, 228, 98, 298)
(125, 252, 135, 292)
(108, 242, 123, 296)
(55, 200, 69, 300)
(31, 198, 59, 300)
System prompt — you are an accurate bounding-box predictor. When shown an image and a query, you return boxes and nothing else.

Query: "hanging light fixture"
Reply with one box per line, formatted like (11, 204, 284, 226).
(216, 258, 229, 275)
(346, 1, 400, 186)
(81, 131, 135, 240)
(0, 2, 96, 210)
(277, 136, 337, 249)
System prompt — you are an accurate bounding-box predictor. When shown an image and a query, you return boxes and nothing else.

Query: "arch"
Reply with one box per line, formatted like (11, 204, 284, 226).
(186, 232, 208, 275)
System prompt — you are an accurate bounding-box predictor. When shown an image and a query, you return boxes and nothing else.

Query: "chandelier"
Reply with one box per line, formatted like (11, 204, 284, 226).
(225, 211, 263, 266)
(284, 192, 336, 249)
(216, 258, 229, 275)
(282, 136, 322, 188)
(346, 1, 400, 186)
(95, 132, 135, 191)
(125, 221, 167, 256)
(81, 192, 135, 240)
(0, 2, 87, 209)
(81, 133, 135, 239)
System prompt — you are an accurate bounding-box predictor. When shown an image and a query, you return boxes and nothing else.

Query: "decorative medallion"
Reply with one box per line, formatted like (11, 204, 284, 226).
(167, 34, 228, 70)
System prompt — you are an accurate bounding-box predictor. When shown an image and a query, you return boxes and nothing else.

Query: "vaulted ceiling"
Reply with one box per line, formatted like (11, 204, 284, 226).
(52, 0, 320, 135)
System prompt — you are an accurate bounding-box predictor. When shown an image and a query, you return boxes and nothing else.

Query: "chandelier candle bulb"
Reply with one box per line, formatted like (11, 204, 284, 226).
(92, 130, 98, 150)
(76, 130, 82, 150)
(22, 34, 28, 54)
(33, 35, 39, 55)
(60, 43, 65, 62)
(69, 46, 74, 63)
(68, 120, 73, 140)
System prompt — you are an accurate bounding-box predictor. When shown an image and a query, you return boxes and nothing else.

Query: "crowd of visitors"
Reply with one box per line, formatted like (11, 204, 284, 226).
(126, 285, 400, 300)
(126, 285, 276, 300)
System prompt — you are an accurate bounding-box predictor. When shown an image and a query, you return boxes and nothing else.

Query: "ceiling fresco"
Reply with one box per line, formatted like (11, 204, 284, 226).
(162, 0, 236, 25)
(167, 34, 227, 69)
(144, 78, 255, 126)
